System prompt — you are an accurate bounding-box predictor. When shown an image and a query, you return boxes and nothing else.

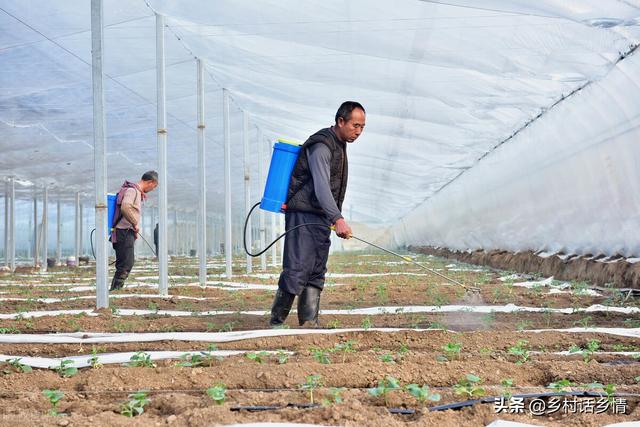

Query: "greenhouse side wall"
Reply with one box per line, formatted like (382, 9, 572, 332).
(393, 51, 640, 262)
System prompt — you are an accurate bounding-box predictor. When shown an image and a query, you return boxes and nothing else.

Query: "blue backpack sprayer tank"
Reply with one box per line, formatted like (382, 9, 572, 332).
(107, 193, 117, 237)
(242, 138, 478, 293)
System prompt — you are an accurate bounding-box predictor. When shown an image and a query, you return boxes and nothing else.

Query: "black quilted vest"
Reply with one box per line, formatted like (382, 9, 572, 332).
(285, 127, 348, 216)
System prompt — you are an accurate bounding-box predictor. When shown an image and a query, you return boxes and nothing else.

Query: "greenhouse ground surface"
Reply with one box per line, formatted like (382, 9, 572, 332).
(0, 252, 638, 426)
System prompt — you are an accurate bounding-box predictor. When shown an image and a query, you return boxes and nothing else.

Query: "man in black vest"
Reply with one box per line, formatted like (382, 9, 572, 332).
(270, 101, 366, 327)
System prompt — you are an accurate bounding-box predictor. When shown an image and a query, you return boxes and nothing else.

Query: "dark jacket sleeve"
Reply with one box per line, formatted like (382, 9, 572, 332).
(307, 143, 343, 223)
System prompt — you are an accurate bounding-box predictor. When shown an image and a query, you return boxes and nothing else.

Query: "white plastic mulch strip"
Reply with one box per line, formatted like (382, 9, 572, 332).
(0, 350, 289, 369)
(529, 327, 640, 338)
(0, 327, 637, 345)
(0, 328, 415, 344)
(1, 304, 638, 319)
(2, 349, 635, 370)
(499, 276, 602, 296)
(0, 295, 215, 303)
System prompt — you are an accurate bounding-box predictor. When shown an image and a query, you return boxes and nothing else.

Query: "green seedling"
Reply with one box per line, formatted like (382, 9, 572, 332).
(368, 376, 401, 406)
(206, 383, 226, 405)
(405, 383, 441, 406)
(584, 339, 600, 362)
(375, 284, 389, 304)
(55, 360, 78, 378)
(442, 342, 462, 361)
(120, 391, 150, 417)
(378, 353, 395, 363)
(602, 383, 616, 404)
(321, 387, 346, 406)
(569, 339, 600, 363)
(126, 351, 155, 368)
(573, 315, 594, 329)
(331, 340, 357, 363)
(88, 346, 103, 369)
(454, 374, 486, 398)
(508, 340, 530, 365)
(326, 319, 342, 329)
(624, 318, 640, 328)
(547, 379, 573, 392)
(427, 321, 447, 330)
(245, 351, 269, 364)
(178, 353, 206, 367)
(635, 376, 640, 383)
(361, 316, 373, 330)
(0, 327, 20, 334)
(310, 348, 331, 364)
(4, 357, 32, 374)
(276, 349, 289, 365)
(299, 374, 323, 405)
(219, 321, 236, 332)
(42, 389, 64, 416)
(501, 379, 514, 399)
(516, 320, 533, 331)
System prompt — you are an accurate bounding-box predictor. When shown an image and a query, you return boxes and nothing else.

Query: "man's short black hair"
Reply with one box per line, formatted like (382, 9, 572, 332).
(141, 170, 158, 182)
(335, 101, 365, 123)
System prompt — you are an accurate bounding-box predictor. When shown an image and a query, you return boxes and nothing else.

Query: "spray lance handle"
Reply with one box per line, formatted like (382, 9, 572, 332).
(329, 224, 352, 239)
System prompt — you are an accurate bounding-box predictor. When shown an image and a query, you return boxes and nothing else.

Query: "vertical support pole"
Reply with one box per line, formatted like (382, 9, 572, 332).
(33, 192, 38, 267)
(243, 111, 252, 274)
(3, 181, 8, 267)
(56, 199, 61, 265)
(79, 201, 84, 256)
(75, 192, 80, 266)
(156, 13, 169, 296)
(91, 0, 108, 307)
(40, 186, 48, 273)
(257, 131, 267, 271)
(173, 209, 178, 256)
(8, 178, 15, 272)
(223, 88, 232, 278)
(197, 59, 207, 286)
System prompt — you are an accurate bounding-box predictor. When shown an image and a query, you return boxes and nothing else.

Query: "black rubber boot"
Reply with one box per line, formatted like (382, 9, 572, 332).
(269, 289, 295, 327)
(109, 272, 128, 291)
(297, 286, 321, 327)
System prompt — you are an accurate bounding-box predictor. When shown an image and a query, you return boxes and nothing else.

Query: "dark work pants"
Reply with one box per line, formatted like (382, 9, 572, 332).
(278, 211, 332, 295)
(111, 228, 136, 289)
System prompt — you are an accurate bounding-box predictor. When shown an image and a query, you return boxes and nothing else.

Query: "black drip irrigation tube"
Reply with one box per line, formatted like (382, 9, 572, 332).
(229, 391, 640, 415)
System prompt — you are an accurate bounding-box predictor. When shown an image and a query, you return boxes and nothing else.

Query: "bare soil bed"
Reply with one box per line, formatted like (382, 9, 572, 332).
(0, 253, 638, 426)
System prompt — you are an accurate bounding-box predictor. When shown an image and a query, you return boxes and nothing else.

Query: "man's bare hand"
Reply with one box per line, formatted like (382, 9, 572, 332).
(333, 218, 352, 239)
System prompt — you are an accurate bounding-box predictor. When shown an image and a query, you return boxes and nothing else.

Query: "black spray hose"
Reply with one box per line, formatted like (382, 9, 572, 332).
(243, 202, 327, 257)
(242, 202, 477, 292)
(90, 228, 116, 265)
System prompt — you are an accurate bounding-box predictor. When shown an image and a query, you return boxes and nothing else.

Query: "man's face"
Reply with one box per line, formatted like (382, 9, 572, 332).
(336, 108, 366, 143)
(143, 181, 158, 193)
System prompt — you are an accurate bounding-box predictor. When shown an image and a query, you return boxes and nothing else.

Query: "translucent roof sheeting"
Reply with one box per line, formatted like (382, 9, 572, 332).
(1, 1, 639, 254)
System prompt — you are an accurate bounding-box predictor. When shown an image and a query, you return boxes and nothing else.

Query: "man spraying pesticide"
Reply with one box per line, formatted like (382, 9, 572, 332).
(245, 102, 480, 328)
(108, 171, 158, 291)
